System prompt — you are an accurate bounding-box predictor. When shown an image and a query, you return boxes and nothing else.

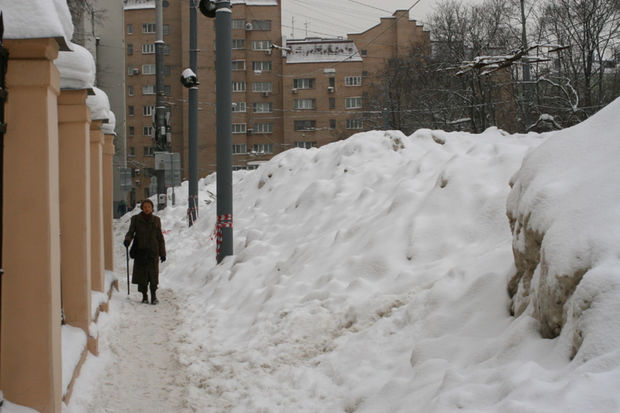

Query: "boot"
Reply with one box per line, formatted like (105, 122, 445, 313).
(142, 292, 149, 304)
(151, 290, 159, 305)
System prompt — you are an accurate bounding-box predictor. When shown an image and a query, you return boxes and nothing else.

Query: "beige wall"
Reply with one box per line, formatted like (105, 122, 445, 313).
(59, 89, 93, 334)
(1, 38, 63, 413)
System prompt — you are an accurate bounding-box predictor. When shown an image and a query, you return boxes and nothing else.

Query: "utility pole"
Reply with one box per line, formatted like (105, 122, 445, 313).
(155, 0, 167, 210)
(199, 0, 233, 263)
(520, 0, 532, 129)
(188, 0, 199, 226)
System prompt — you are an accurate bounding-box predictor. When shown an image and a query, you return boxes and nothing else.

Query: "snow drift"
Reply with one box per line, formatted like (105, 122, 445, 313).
(99, 99, 620, 412)
(507, 97, 620, 359)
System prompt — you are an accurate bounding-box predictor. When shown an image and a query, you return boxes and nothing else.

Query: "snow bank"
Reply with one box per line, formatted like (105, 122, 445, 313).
(507, 97, 620, 359)
(61, 325, 87, 396)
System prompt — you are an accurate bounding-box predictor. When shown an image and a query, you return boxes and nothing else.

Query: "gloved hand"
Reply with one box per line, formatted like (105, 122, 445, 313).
(160, 256, 166, 263)
(123, 239, 131, 248)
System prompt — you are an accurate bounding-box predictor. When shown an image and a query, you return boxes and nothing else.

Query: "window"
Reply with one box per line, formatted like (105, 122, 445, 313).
(142, 23, 156, 33)
(294, 120, 316, 131)
(164, 65, 171, 76)
(232, 123, 247, 134)
(163, 45, 170, 55)
(251, 20, 272, 31)
(128, 126, 135, 136)
(232, 60, 246, 71)
(253, 123, 273, 134)
(128, 65, 139, 75)
(329, 77, 336, 87)
(253, 143, 274, 153)
(329, 119, 336, 129)
(142, 64, 156, 75)
(294, 99, 316, 110)
(142, 43, 156, 54)
(345, 97, 362, 109)
(361, 49, 368, 57)
(345, 76, 362, 86)
(252, 82, 272, 92)
(163, 24, 170, 36)
(346, 119, 363, 129)
(232, 81, 246, 92)
(252, 40, 272, 50)
(329, 97, 336, 109)
(127, 24, 133, 34)
(232, 102, 247, 112)
(128, 85, 134, 96)
(128, 105, 135, 116)
(293, 78, 315, 89)
(143, 126, 154, 136)
(232, 39, 246, 49)
(143, 105, 154, 116)
(128, 146, 135, 156)
(253, 102, 272, 113)
(164, 85, 171, 96)
(252, 61, 272, 72)
(232, 144, 247, 154)
(232, 19, 246, 29)
(294, 141, 317, 149)
(127, 44, 133, 55)
(142, 85, 155, 95)
(144, 146, 155, 156)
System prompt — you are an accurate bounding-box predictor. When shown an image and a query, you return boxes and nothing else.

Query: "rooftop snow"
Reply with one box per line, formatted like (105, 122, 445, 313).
(123, 0, 155, 10)
(231, 0, 278, 5)
(286, 40, 362, 64)
(0, 0, 73, 50)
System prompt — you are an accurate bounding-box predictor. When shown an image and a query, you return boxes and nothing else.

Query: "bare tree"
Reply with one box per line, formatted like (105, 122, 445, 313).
(539, 0, 620, 116)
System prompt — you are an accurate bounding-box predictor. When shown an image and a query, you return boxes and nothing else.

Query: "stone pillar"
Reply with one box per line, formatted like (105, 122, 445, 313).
(1, 38, 62, 413)
(103, 133, 115, 271)
(58, 90, 92, 336)
(90, 121, 105, 292)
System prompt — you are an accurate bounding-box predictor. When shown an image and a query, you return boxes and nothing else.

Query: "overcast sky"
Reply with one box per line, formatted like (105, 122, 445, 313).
(280, 0, 453, 39)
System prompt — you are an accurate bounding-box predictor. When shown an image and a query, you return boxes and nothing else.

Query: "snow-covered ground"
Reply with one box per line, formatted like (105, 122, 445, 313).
(63, 99, 620, 413)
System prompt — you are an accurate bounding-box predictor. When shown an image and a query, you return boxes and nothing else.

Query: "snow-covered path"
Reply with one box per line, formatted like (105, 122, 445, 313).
(66, 284, 194, 413)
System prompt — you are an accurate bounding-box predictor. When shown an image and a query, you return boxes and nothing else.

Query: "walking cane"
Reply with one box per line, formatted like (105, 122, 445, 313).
(125, 245, 130, 295)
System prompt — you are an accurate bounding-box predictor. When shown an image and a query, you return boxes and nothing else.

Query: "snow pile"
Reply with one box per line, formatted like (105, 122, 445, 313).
(70, 100, 620, 412)
(507, 97, 620, 359)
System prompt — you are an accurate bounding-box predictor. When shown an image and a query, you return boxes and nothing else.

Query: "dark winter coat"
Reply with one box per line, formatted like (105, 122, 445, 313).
(124, 212, 166, 288)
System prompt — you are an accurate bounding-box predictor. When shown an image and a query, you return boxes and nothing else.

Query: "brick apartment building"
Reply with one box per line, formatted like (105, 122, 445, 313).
(124, 0, 429, 200)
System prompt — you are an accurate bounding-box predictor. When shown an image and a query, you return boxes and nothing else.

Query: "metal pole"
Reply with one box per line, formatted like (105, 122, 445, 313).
(188, 0, 199, 226)
(215, 1, 233, 262)
(520, 0, 532, 129)
(155, 0, 167, 210)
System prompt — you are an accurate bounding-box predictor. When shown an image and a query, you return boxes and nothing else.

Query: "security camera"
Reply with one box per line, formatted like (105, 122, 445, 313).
(180, 68, 198, 88)
(199, 0, 217, 18)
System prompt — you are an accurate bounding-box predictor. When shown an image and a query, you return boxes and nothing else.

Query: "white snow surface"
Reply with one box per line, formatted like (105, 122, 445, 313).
(102, 111, 116, 135)
(64, 101, 620, 412)
(0, 0, 73, 49)
(55, 43, 96, 91)
(85, 87, 111, 122)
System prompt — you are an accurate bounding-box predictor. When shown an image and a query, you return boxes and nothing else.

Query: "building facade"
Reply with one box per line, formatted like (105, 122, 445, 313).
(124, 2, 429, 197)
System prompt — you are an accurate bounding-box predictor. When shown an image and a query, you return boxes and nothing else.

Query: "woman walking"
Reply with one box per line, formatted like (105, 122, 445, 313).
(124, 199, 166, 304)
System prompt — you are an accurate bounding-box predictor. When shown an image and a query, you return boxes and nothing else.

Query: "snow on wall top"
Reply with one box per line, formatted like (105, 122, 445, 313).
(55, 42, 96, 91)
(286, 39, 362, 64)
(123, 0, 155, 10)
(0, 0, 73, 50)
(86, 87, 111, 121)
(102, 111, 117, 134)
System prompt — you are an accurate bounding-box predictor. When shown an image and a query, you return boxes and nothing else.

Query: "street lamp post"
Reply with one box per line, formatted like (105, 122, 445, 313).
(199, 0, 233, 263)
